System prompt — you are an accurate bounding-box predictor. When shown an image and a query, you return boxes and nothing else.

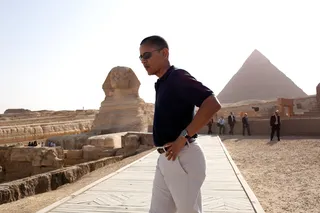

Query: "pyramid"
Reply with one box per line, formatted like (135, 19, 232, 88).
(217, 49, 308, 104)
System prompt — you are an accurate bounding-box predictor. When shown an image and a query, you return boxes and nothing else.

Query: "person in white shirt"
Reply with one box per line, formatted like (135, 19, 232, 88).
(217, 116, 225, 135)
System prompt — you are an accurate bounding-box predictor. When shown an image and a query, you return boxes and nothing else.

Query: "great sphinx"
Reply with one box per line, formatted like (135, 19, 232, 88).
(91, 66, 148, 134)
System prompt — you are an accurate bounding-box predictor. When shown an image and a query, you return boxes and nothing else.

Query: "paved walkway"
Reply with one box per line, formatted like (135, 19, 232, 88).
(37, 135, 264, 213)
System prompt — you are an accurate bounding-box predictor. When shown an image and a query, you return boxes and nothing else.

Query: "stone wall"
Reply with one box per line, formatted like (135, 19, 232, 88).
(0, 155, 123, 205)
(218, 100, 278, 118)
(0, 120, 93, 145)
(47, 132, 125, 150)
(198, 118, 320, 136)
(293, 96, 317, 114)
(0, 132, 154, 184)
(47, 132, 154, 160)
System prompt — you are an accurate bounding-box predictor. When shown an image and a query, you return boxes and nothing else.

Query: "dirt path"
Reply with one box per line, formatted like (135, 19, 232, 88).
(0, 149, 155, 213)
(222, 135, 320, 213)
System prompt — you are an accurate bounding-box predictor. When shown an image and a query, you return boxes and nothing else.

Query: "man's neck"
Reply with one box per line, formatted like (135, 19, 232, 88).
(156, 63, 171, 78)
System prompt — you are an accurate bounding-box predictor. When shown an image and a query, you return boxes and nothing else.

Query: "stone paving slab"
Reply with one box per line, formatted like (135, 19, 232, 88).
(37, 135, 264, 213)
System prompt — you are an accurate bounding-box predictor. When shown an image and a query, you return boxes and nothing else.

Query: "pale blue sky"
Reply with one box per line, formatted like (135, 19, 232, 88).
(0, 0, 319, 113)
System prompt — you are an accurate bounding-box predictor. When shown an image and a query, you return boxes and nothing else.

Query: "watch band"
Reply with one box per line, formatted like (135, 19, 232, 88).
(180, 129, 190, 139)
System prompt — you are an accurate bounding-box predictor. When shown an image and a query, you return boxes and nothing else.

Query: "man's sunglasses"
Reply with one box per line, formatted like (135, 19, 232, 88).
(139, 48, 163, 60)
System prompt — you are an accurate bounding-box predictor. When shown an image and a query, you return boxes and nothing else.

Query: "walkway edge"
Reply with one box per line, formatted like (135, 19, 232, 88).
(218, 136, 266, 213)
(36, 150, 157, 213)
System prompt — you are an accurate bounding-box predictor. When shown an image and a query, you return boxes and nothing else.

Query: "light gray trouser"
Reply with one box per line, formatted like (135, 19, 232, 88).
(149, 141, 206, 213)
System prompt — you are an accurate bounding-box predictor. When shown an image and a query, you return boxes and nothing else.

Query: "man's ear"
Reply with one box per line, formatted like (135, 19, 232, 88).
(162, 48, 169, 58)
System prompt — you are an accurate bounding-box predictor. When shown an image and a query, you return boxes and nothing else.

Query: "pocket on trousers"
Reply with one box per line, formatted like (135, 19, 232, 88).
(176, 156, 188, 175)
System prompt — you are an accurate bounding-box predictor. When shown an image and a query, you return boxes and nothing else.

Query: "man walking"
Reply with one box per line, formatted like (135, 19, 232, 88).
(227, 112, 236, 135)
(139, 35, 221, 213)
(270, 110, 281, 141)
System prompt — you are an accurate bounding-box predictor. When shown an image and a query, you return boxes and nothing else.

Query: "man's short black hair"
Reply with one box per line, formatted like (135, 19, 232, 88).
(140, 35, 169, 50)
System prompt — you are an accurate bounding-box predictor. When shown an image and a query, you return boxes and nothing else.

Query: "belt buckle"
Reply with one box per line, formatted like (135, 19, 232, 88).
(157, 146, 166, 154)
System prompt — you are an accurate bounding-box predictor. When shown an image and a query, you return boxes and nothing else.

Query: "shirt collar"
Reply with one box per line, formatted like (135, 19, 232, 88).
(159, 65, 174, 81)
(155, 65, 175, 90)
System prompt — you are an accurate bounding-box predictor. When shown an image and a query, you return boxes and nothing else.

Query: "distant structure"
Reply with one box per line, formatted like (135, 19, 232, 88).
(4, 108, 31, 114)
(217, 49, 308, 104)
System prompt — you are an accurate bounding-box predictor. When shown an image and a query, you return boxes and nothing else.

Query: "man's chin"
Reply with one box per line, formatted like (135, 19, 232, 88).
(146, 69, 154, 75)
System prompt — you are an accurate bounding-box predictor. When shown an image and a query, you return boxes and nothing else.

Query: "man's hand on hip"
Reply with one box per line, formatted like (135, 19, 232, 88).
(165, 136, 186, 161)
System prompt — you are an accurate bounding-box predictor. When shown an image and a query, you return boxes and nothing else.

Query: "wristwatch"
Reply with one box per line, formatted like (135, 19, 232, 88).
(180, 129, 191, 139)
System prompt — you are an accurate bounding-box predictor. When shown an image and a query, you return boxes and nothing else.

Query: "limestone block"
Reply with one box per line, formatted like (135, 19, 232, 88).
(66, 150, 83, 159)
(41, 149, 64, 168)
(138, 133, 154, 146)
(115, 147, 137, 158)
(91, 66, 148, 134)
(99, 149, 118, 158)
(0, 147, 64, 182)
(86, 132, 125, 148)
(121, 134, 140, 148)
(47, 133, 90, 150)
(82, 145, 101, 161)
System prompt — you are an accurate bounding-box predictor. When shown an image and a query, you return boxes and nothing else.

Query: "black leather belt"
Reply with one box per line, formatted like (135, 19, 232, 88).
(156, 138, 195, 154)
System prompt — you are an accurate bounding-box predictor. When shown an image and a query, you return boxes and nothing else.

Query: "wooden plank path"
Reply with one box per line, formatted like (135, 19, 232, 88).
(37, 135, 264, 213)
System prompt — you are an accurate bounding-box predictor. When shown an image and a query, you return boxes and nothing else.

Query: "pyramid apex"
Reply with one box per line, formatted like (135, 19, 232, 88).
(244, 49, 269, 64)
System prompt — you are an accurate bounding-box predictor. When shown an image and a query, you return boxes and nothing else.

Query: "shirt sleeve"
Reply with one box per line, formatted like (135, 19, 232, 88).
(174, 69, 214, 107)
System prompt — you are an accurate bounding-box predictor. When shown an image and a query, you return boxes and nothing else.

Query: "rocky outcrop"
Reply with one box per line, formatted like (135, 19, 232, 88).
(0, 120, 93, 144)
(217, 49, 308, 103)
(92, 66, 148, 134)
(0, 146, 64, 183)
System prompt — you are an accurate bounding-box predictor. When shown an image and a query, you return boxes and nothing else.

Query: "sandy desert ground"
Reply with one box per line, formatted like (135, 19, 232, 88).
(0, 149, 155, 213)
(222, 135, 320, 213)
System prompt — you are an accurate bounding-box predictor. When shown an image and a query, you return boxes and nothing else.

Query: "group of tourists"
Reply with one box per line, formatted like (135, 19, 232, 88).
(207, 111, 281, 141)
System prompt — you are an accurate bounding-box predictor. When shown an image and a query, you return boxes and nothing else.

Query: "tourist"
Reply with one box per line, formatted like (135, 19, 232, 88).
(217, 116, 225, 135)
(227, 112, 236, 135)
(242, 113, 251, 136)
(270, 110, 281, 141)
(139, 35, 221, 213)
(207, 117, 214, 134)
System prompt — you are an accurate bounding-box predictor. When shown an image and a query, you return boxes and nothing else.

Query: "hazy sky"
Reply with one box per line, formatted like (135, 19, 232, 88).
(0, 0, 319, 113)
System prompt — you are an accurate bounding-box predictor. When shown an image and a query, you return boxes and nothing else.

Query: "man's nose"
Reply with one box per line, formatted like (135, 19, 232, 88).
(141, 60, 148, 64)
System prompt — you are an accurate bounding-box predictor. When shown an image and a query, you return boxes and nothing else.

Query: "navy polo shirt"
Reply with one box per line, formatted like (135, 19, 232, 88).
(153, 66, 213, 147)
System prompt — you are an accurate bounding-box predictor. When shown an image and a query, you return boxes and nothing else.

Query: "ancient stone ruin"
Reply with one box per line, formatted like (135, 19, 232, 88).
(91, 66, 149, 134)
(0, 66, 155, 204)
(0, 110, 97, 144)
(217, 49, 308, 104)
(0, 145, 64, 183)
